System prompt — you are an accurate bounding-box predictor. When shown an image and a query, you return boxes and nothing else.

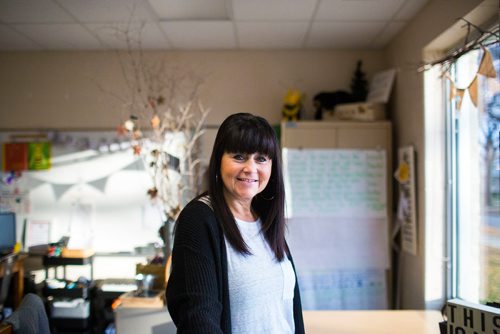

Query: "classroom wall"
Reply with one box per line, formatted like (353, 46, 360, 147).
(0, 0, 492, 311)
(0, 50, 385, 129)
(385, 0, 486, 309)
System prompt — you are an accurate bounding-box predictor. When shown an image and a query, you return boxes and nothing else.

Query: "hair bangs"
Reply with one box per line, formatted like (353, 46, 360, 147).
(223, 123, 277, 159)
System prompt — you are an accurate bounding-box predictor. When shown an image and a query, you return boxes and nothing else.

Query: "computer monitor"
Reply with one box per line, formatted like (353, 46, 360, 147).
(0, 212, 16, 254)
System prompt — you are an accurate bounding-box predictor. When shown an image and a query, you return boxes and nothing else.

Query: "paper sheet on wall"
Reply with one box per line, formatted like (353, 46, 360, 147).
(283, 149, 387, 218)
(286, 216, 389, 270)
(67, 201, 94, 249)
(283, 148, 389, 309)
(297, 268, 387, 310)
(366, 68, 396, 104)
(26, 220, 51, 247)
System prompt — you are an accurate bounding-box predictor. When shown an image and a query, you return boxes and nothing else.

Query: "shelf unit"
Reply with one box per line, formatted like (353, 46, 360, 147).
(42, 255, 94, 334)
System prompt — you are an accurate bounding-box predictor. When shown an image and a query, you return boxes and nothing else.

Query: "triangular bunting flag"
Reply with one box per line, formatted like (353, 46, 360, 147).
(24, 174, 47, 190)
(122, 158, 144, 171)
(468, 75, 479, 107)
(478, 48, 497, 78)
(87, 176, 109, 193)
(456, 89, 465, 110)
(52, 183, 74, 200)
(449, 80, 457, 101)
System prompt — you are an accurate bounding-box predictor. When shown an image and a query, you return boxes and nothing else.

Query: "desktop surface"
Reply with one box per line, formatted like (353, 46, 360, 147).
(303, 310, 442, 334)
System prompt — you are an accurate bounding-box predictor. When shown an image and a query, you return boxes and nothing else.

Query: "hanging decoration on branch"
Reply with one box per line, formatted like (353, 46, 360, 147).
(446, 46, 497, 111)
(419, 18, 499, 112)
(419, 18, 499, 73)
(94, 21, 211, 259)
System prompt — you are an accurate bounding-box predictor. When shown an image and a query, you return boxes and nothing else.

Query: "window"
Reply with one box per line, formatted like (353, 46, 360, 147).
(447, 42, 500, 304)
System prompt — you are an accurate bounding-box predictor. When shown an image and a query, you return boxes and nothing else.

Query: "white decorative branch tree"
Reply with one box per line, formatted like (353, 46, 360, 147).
(99, 22, 210, 258)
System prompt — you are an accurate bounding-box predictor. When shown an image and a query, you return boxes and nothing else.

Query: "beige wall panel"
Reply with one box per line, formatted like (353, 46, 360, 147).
(0, 50, 385, 130)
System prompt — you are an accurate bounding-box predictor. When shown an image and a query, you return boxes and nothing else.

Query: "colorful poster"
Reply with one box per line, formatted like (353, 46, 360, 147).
(394, 146, 417, 255)
(28, 142, 51, 170)
(2, 143, 28, 171)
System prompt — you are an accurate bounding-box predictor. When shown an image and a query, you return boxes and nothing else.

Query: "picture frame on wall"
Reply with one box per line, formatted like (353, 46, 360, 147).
(25, 219, 51, 249)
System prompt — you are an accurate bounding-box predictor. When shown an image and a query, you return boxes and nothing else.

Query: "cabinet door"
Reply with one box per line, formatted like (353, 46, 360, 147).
(337, 128, 389, 149)
(281, 128, 337, 148)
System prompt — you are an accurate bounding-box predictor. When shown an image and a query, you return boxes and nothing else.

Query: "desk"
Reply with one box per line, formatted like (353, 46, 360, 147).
(0, 323, 12, 334)
(303, 310, 442, 334)
(0, 254, 26, 309)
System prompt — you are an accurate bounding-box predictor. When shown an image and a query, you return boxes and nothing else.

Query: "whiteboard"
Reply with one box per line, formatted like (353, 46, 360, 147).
(283, 149, 387, 218)
(283, 148, 389, 310)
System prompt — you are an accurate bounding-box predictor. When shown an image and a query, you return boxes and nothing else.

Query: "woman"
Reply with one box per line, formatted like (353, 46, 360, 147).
(166, 113, 305, 333)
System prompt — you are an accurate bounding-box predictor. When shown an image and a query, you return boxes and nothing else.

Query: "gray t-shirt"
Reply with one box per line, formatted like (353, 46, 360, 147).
(225, 217, 295, 334)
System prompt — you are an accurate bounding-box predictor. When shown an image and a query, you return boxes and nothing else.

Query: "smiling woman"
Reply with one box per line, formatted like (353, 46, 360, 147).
(220, 151, 272, 218)
(166, 113, 305, 334)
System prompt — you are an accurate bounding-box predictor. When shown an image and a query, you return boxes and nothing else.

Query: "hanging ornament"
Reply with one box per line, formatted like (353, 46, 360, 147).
(116, 124, 127, 136)
(456, 89, 465, 110)
(132, 145, 141, 155)
(124, 119, 135, 131)
(468, 76, 478, 107)
(148, 96, 157, 109)
(478, 48, 497, 78)
(157, 95, 165, 105)
(151, 114, 161, 129)
(449, 80, 457, 101)
(147, 187, 158, 199)
(132, 130, 143, 140)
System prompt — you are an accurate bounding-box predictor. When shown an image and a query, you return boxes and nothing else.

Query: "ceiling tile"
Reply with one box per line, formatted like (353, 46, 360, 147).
(0, 24, 42, 49)
(147, 0, 228, 20)
(394, 0, 428, 20)
(233, 0, 318, 21)
(0, 0, 74, 23)
(237, 22, 309, 49)
(315, 0, 406, 21)
(371, 21, 406, 48)
(57, 0, 154, 23)
(160, 21, 235, 49)
(307, 21, 386, 49)
(87, 22, 171, 49)
(0, 0, 427, 50)
(13, 24, 103, 50)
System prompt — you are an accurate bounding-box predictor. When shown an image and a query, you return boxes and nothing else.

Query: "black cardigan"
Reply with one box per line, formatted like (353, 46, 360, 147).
(166, 199, 305, 334)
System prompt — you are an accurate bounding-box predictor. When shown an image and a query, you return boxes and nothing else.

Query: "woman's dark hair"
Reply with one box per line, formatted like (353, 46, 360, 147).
(208, 113, 287, 261)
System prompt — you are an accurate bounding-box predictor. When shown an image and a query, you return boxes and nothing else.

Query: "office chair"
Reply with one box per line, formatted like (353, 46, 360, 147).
(3, 293, 50, 334)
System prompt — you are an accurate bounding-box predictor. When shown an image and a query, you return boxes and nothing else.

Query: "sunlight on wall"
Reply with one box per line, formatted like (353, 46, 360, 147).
(424, 65, 446, 309)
